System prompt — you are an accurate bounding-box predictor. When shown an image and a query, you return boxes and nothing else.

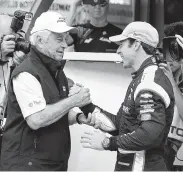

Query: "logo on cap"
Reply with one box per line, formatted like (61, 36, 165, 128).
(94, 0, 98, 2)
(57, 17, 65, 23)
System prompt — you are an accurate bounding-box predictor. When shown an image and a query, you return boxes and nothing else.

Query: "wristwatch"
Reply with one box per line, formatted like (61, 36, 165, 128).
(102, 137, 110, 150)
(76, 112, 83, 124)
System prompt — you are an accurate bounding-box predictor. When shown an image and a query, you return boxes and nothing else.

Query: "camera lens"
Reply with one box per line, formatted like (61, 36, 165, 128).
(169, 39, 180, 61)
(15, 40, 31, 54)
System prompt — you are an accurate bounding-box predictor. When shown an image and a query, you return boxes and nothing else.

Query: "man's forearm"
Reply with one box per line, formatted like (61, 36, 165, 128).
(27, 96, 79, 129)
(108, 92, 167, 151)
(108, 119, 165, 151)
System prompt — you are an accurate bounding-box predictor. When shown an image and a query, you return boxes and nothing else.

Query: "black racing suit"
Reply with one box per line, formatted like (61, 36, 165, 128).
(99, 57, 174, 171)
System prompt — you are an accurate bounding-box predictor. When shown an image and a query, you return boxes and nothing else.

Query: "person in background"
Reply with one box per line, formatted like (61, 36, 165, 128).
(0, 14, 16, 123)
(79, 21, 174, 171)
(69, 2, 90, 26)
(159, 21, 183, 171)
(0, 14, 27, 121)
(0, 11, 91, 171)
(70, 0, 122, 53)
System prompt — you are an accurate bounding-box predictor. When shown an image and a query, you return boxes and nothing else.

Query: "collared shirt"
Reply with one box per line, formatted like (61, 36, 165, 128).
(12, 72, 46, 119)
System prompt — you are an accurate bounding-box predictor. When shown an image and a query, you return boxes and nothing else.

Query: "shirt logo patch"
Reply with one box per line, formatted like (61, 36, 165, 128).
(140, 99, 154, 104)
(84, 38, 93, 43)
(57, 17, 65, 23)
(28, 100, 42, 107)
(140, 104, 154, 109)
(140, 93, 152, 99)
(123, 105, 130, 114)
(140, 113, 151, 121)
(99, 37, 111, 43)
(102, 31, 107, 35)
(29, 103, 33, 107)
(140, 108, 154, 114)
(63, 86, 66, 92)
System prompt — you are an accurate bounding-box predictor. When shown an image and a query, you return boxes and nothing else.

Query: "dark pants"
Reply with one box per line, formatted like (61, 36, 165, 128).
(164, 140, 179, 171)
(0, 155, 68, 171)
(114, 152, 167, 171)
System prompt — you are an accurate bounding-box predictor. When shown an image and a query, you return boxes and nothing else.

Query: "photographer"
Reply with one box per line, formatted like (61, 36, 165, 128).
(0, 35, 15, 111)
(0, 15, 16, 123)
(159, 22, 183, 171)
(0, 14, 27, 122)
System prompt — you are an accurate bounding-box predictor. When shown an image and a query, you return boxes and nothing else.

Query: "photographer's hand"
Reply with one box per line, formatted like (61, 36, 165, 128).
(13, 51, 26, 65)
(175, 34, 183, 49)
(159, 63, 175, 85)
(1, 35, 15, 58)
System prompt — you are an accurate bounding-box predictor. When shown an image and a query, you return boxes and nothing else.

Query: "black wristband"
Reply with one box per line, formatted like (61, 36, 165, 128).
(108, 136, 118, 151)
(76, 112, 83, 124)
(0, 59, 9, 65)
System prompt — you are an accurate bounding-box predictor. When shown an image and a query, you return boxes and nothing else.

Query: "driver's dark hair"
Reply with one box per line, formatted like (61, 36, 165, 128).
(128, 38, 155, 55)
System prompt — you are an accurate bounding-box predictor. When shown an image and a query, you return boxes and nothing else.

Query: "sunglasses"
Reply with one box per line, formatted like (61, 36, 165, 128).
(83, 0, 108, 7)
(91, 1, 108, 7)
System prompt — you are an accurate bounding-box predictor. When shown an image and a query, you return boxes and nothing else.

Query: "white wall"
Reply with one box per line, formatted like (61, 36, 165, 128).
(64, 61, 132, 171)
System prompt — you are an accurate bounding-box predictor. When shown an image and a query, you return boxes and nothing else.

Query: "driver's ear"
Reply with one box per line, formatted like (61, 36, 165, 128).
(134, 40, 141, 51)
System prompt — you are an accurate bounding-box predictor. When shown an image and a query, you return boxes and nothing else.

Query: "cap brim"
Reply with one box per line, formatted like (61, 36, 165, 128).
(50, 25, 77, 33)
(109, 34, 128, 44)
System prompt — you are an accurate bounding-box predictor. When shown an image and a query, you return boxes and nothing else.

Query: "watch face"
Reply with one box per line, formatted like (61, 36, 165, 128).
(102, 137, 110, 149)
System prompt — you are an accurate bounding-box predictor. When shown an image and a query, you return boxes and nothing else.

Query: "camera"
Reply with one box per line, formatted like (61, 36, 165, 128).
(153, 47, 167, 64)
(163, 36, 183, 62)
(10, 10, 33, 54)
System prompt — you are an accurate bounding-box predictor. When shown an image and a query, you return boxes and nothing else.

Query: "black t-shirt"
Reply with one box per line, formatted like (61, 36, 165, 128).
(75, 23, 122, 53)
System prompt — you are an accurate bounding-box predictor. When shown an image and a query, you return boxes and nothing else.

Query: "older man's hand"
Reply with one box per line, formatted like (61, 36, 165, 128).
(70, 85, 92, 108)
(68, 83, 83, 97)
(159, 62, 175, 85)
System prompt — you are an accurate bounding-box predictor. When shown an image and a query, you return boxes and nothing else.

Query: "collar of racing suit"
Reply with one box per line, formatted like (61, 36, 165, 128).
(131, 57, 155, 79)
(30, 46, 66, 77)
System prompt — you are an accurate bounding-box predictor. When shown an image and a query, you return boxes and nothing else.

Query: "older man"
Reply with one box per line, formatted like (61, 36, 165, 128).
(0, 11, 91, 171)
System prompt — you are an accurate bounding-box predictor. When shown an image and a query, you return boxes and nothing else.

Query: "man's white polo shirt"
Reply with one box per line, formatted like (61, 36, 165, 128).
(13, 72, 46, 118)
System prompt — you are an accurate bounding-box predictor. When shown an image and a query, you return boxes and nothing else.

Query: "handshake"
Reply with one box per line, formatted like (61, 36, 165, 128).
(69, 84, 116, 132)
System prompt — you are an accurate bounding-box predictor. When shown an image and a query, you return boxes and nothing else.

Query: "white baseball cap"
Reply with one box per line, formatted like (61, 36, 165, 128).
(109, 21, 159, 48)
(31, 11, 76, 34)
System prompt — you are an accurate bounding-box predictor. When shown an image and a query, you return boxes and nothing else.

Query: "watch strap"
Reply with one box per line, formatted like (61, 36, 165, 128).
(76, 112, 83, 124)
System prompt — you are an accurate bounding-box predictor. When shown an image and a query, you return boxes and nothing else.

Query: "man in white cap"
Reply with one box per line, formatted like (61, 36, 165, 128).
(0, 11, 91, 171)
(80, 21, 175, 171)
